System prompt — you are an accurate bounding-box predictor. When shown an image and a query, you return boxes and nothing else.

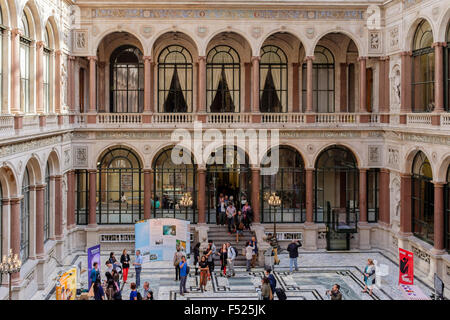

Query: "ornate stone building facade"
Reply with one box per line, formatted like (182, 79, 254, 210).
(0, 0, 449, 299)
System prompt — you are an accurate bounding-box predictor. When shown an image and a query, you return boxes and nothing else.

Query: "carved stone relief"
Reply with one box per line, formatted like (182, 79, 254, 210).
(390, 65, 401, 111)
(368, 31, 381, 54)
(73, 146, 88, 167)
(388, 147, 399, 169)
(74, 30, 87, 51)
(389, 26, 399, 50)
(368, 145, 382, 166)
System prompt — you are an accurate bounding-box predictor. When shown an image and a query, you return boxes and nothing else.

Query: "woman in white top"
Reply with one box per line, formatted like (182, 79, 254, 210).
(245, 241, 254, 272)
(362, 258, 376, 296)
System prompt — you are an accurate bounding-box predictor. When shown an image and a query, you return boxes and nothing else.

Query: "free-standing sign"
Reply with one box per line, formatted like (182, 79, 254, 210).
(399, 248, 414, 285)
(87, 244, 101, 288)
(56, 267, 77, 300)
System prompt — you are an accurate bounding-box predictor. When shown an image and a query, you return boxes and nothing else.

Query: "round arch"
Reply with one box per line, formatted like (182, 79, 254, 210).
(21, 0, 42, 41)
(0, 164, 18, 198)
(313, 143, 362, 169)
(44, 16, 60, 50)
(204, 29, 253, 59)
(92, 28, 148, 56)
(310, 30, 363, 57)
(259, 142, 310, 169)
(257, 29, 306, 62)
(404, 146, 434, 179)
(437, 153, 450, 182)
(96, 144, 144, 169)
(404, 17, 437, 51)
(437, 8, 450, 41)
(46, 150, 61, 176)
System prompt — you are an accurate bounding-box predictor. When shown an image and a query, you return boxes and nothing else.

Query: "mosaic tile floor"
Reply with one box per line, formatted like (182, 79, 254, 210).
(42, 250, 437, 300)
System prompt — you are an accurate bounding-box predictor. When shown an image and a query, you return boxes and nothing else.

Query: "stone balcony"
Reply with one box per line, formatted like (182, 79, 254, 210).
(1, 111, 449, 143)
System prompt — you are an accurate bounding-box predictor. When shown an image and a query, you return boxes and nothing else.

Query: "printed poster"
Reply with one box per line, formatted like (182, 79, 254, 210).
(87, 244, 101, 288)
(399, 248, 414, 285)
(56, 267, 77, 300)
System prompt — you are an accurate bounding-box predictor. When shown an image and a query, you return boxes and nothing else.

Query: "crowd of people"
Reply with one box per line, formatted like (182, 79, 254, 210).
(217, 194, 253, 242)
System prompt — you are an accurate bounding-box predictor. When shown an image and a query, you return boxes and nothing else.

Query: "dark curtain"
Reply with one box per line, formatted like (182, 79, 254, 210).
(210, 67, 235, 112)
(163, 66, 188, 112)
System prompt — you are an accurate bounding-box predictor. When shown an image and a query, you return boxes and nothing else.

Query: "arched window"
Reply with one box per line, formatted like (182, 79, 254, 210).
(315, 146, 358, 250)
(21, 168, 30, 262)
(261, 147, 305, 223)
(0, 7, 4, 112)
(75, 169, 88, 225)
(303, 46, 335, 113)
(207, 46, 240, 113)
(110, 46, 144, 113)
(0, 181, 2, 266)
(158, 45, 193, 113)
(260, 45, 288, 113)
(153, 147, 197, 223)
(97, 147, 143, 224)
(445, 166, 449, 251)
(412, 20, 435, 112)
(44, 163, 50, 242)
(445, 23, 450, 111)
(20, 13, 31, 113)
(411, 152, 434, 244)
(43, 27, 51, 113)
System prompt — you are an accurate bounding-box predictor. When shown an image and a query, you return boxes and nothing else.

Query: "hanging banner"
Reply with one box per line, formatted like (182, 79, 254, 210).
(87, 244, 101, 288)
(399, 248, 414, 285)
(55, 267, 77, 300)
(135, 218, 190, 262)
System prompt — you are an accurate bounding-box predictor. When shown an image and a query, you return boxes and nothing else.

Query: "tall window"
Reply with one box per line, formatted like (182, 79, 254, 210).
(110, 46, 144, 113)
(20, 14, 31, 113)
(207, 46, 240, 113)
(75, 170, 88, 225)
(97, 147, 143, 224)
(44, 164, 50, 242)
(367, 169, 379, 223)
(43, 28, 51, 113)
(412, 20, 435, 112)
(445, 23, 450, 111)
(158, 45, 193, 113)
(303, 46, 335, 113)
(261, 147, 305, 223)
(0, 181, 2, 268)
(411, 152, 434, 244)
(21, 168, 30, 262)
(153, 148, 197, 223)
(260, 45, 287, 113)
(0, 8, 4, 112)
(445, 166, 449, 252)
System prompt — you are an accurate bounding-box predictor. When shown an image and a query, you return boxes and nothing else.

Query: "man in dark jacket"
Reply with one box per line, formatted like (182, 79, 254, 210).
(286, 240, 302, 273)
(326, 284, 343, 300)
(265, 269, 276, 294)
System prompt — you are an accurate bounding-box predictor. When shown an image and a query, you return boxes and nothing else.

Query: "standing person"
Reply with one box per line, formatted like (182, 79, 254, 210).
(121, 192, 128, 209)
(208, 240, 216, 272)
(261, 277, 273, 300)
(204, 243, 214, 278)
(250, 236, 258, 268)
(218, 193, 226, 226)
(141, 281, 154, 300)
(193, 243, 200, 276)
(198, 255, 209, 292)
(120, 249, 131, 284)
(129, 282, 139, 300)
(218, 243, 228, 276)
(111, 269, 120, 290)
(326, 284, 343, 300)
(179, 256, 189, 296)
(108, 252, 119, 269)
(265, 269, 277, 295)
(287, 239, 302, 273)
(93, 279, 105, 300)
(173, 247, 184, 281)
(226, 242, 236, 277)
(266, 233, 280, 265)
(226, 202, 236, 234)
(90, 262, 100, 288)
(242, 202, 253, 229)
(133, 250, 143, 288)
(245, 241, 254, 272)
(362, 259, 376, 296)
(105, 277, 117, 300)
(235, 211, 245, 243)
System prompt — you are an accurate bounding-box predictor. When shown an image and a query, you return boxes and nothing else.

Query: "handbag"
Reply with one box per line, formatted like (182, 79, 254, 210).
(88, 284, 94, 297)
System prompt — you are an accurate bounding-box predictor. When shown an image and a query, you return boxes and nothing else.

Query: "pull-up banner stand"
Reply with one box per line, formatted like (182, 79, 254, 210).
(399, 248, 414, 285)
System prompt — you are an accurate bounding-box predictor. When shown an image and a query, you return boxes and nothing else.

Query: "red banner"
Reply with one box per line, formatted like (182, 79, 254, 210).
(399, 248, 414, 285)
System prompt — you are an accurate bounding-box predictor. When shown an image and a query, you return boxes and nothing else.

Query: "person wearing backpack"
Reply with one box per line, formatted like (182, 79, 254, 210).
(226, 242, 236, 277)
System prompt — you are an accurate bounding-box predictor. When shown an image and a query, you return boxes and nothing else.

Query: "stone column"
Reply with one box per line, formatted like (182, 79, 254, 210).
(10, 197, 22, 284)
(143, 169, 152, 220)
(305, 169, 314, 224)
(68, 56, 76, 113)
(88, 170, 97, 227)
(305, 56, 314, 113)
(35, 41, 44, 114)
(292, 63, 300, 112)
(251, 56, 260, 113)
(379, 169, 391, 226)
(378, 58, 386, 112)
(432, 43, 445, 113)
(54, 175, 63, 240)
(144, 56, 152, 113)
(88, 56, 97, 113)
(251, 168, 260, 223)
(433, 182, 445, 253)
(197, 168, 206, 224)
(54, 50, 62, 114)
(10, 29, 22, 114)
(400, 52, 412, 115)
(400, 174, 412, 235)
(359, 169, 367, 223)
(358, 57, 367, 113)
(66, 171, 75, 229)
(97, 62, 105, 112)
(244, 63, 251, 112)
(339, 63, 347, 112)
(35, 185, 45, 259)
(198, 56, 206, 113)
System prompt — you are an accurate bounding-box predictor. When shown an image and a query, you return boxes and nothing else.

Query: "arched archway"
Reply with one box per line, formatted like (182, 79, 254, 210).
(261, 146, 305, 223)
(445, 165, 449, 252)
(152, 146, 197, 223)
(411, 151, 434, 244)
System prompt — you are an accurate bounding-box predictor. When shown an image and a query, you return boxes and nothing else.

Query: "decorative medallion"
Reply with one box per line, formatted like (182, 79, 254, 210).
(251, 26, 262, 39)
(197, 26, 208, 38)
(143, 145, 152, 154)
(305, 27, 315, 39)
(307, 144, 315, 154)
(140, 26, 153, 38)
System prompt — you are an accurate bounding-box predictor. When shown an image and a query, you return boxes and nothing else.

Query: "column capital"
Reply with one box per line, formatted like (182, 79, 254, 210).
(380, 168, 390, 174)
(68, 55, 77, 61)
(432, 181, 446, 188)
(292, 62, 300, 67)
(400, 51, 412, 57)
(250, 166, 261, 171)
(432, 42, 447, 48)
(88, 56, 98, 62)
(11, 28, 23, 37)
(2, 198, 11, 206)
(400, 173, 412, 178)
(55, 49, 63, 56)
(305, 168, 315, 172)
(251, 56, 261, 63)
(143, 56, 152, 62)
(34, 184, 47, 191)
(378, 56, 390, 61)
(143, 168, 154, 174)
(88, 169, 97, 174)
(51, 174, 63, 181)
(359, 168, 368, 172)
(197, 56, 206, 62)
(97, 61, 106, 69)
(304, 55, 315, 62)
(357, 56, 368, 61)
(197, 166, 207, 171)
(36, 41, 45, 49)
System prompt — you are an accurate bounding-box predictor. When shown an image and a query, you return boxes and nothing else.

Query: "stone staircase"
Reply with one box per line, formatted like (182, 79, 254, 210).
(207, 225, 255, 266)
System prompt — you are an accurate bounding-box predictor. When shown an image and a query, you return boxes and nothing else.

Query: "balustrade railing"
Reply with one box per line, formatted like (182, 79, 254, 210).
(207, 113, 251, 124)
(152, 113, 194, 124)
(316, 113, 358, 124)
(262, 113, 305, 124)
(406, 113, 432, 126)
(0, 115, 15, 137)
(98, 113, 143, 124)
(22, 115, 40, 132)
(441, 113, 450, 127)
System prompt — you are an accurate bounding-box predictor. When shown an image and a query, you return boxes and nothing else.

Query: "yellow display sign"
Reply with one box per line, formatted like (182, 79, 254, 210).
(56, 267, 77, 300)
